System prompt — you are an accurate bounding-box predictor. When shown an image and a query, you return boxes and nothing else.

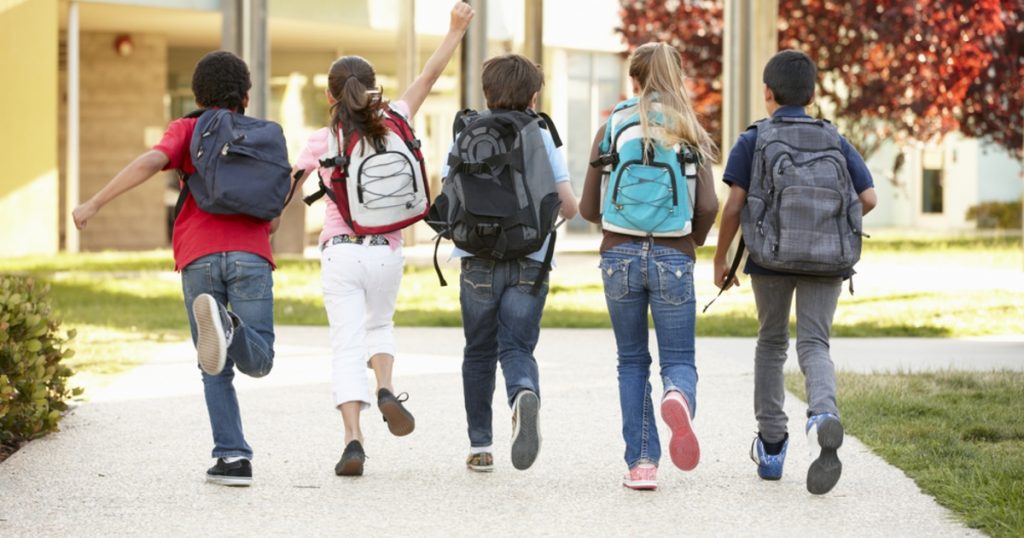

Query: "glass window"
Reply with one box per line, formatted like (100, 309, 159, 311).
(921, 168, 944, 214)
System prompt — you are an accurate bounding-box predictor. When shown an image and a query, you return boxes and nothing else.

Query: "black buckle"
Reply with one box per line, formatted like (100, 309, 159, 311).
(406, 139, 422, 151)
(319, 155, 347, 168)
(475, 223, 500, 237)
(590, 153, 619, 168)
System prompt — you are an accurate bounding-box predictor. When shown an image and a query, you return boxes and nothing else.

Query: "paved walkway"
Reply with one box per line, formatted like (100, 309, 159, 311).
(2, 327, 1020, 536)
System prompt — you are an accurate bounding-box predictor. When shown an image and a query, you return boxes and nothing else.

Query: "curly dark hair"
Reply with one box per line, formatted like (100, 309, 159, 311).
(191, 51, 252, 111)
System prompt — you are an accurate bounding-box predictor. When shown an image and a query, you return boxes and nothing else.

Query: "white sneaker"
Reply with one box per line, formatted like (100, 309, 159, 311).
(193, 293, 232, 375)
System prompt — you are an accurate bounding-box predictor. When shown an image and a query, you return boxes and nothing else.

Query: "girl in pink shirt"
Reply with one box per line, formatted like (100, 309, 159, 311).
(293, 1, 474, 477)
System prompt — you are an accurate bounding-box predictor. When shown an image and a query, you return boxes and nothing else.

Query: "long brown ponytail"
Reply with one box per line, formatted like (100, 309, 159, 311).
(327, 56, 388, 146)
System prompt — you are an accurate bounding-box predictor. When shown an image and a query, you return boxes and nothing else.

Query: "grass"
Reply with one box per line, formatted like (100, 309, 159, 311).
(786, 370, 1024, 537)
(1, 234, 1020, 386)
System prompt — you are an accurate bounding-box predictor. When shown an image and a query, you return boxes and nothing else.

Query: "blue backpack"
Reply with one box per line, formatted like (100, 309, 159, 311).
(592, 97, 701, 237)
(180, 108, 293, 221)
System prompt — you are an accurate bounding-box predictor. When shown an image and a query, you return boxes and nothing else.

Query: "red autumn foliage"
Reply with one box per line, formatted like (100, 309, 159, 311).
(617, 0, 1023, 158)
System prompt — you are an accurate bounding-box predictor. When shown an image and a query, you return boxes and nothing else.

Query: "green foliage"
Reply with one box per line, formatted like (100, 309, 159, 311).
(966, 201, 1023, 230)
(0, 275, 82, 447)
(787, 370, 1024, 537)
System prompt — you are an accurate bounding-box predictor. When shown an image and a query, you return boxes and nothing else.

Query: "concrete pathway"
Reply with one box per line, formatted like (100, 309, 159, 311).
(2, 327, 1019, 536)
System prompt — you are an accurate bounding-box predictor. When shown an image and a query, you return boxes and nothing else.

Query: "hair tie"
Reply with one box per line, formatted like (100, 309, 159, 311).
(346, 75, 359, 84)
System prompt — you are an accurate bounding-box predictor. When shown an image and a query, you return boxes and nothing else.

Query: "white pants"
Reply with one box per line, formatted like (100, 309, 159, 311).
(320, 242, 404, 409)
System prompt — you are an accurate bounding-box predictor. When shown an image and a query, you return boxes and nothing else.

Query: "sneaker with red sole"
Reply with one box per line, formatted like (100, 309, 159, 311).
(623, 463, 658, 490)
(661, 390, 700, 471)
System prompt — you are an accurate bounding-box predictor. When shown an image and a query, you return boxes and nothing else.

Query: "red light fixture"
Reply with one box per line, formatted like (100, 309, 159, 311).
(114, 34, 134, 57)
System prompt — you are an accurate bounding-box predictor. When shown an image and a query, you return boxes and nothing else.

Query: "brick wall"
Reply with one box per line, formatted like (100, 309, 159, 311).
(76, 32, 169, 251)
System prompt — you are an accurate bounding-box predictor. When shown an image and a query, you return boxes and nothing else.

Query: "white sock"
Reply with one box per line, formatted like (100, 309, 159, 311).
(470, 445, 493, 455)
(222, 456, 248, 464)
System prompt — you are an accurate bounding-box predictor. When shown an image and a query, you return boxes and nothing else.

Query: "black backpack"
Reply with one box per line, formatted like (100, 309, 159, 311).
(176, 108, 294, 221)
(427, 109, 563, 294)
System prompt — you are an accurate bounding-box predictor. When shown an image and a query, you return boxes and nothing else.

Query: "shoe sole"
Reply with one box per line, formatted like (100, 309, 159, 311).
(206, 475, 252, 487)
(807, 418, 844, 495)
(510, 391, 540, 471)
(467, 464, 494, 473)
(335, 457, 365, 477)
(379, 399, 415, 437)
(622, 480, 657, 491)
(662, 396, 700, 471)
(193, 294, 227, 376)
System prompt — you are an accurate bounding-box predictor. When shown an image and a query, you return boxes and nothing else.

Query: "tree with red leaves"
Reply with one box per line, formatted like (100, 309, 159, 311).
(617, 0, 1023, 158)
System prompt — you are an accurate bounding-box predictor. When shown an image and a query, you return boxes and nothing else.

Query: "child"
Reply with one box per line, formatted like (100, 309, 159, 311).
(72, 51, 281, 487)
(713, 49, 877, 494)
(579, 42, 719, 490)
(292, 1, 474, 477)
(445, 54, 578, 472)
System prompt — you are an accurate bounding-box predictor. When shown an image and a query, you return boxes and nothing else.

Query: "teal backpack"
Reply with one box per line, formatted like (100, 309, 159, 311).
(592, 97, 701, 237)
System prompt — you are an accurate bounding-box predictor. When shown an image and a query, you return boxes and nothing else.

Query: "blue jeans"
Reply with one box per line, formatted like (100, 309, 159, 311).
(459, 257, 548, 447)
(181, 251, 275, 460)
(600, 242, 698, 468)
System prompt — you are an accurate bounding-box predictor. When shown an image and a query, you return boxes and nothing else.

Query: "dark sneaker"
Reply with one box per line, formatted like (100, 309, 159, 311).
(335, 440, 366, 476)
(377, 388, 415, 437)
(510, 390, 540, 470)
(193, 293, 234, 375)
(750, 432, 788, 480)
(806, 413, 844, 494)
(466, 452, 494, 473)
(206, 458, 252, 487)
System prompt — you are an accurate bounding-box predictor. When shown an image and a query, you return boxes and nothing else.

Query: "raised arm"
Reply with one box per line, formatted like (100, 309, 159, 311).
(399, 2, 475, 117)
(72, 150, 169, 230)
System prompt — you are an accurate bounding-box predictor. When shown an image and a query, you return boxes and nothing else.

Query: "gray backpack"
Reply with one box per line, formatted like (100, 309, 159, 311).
(427, 109, 563, 294)
(740, 116, 864, 275)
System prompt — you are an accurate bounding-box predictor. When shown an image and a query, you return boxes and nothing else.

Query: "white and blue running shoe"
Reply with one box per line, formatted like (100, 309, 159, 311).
(806, 413, 844, 494)
(750, 433, 788, 480)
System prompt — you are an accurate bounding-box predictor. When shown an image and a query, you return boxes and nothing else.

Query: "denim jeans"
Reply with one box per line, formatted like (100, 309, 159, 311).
(600, 241, 697, 468)
(181, 251, 275, 460)
(750, 274, 842, 443)
(459, 257, 548, 447)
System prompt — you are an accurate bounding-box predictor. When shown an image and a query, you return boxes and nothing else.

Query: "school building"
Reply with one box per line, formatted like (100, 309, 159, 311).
(1, 0, 1018, 260)
(0, 0, 628, 258)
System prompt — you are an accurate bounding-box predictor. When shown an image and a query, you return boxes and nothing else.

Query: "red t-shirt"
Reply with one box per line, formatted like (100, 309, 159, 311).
(153, 117, 275, 271)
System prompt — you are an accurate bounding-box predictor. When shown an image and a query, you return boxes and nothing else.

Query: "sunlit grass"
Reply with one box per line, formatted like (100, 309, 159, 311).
(786, 370, 1024, 538)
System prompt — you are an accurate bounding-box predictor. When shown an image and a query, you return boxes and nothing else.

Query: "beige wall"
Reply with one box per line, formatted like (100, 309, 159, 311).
(0, 0, 59, 258)
(73, 32, 169, 251)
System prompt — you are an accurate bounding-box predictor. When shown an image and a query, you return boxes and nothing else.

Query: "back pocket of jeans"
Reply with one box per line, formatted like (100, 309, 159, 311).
(461, 257, 494, 300)
(654, 258, 693, 305)
(599, 258, 630, 300)
(230, 260, 271, 300)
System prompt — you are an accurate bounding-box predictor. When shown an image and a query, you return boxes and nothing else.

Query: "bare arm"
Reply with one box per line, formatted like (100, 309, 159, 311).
(859, 187, 877, 216)
(72, 150, 169, 229)
(398, 2, 474, 117)
(579, 126, 606, 223)
(712, 184, 747, 289)
(557, 181, 578, 220)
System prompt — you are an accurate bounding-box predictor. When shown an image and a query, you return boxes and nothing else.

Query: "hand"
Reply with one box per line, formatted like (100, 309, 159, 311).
(713, 258, 740, 290)
(71, 200, 98, 230)
(449, 2, 475, 33)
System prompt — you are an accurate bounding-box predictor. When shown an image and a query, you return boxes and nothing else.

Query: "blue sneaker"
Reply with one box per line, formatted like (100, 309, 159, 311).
(750, 433, 788, 480)
(805, 413, 844, 495)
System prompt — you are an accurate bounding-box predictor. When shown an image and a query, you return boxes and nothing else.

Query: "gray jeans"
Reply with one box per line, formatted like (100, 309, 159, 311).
(751, 274, 842, 443)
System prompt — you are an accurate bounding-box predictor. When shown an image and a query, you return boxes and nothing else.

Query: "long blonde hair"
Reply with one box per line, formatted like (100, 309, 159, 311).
(629, 43, 717, 163)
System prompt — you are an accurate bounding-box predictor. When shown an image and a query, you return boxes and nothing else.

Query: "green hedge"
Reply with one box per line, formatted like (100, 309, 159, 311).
(966, 201, 1023, 229)
(0, 275, 81, 448)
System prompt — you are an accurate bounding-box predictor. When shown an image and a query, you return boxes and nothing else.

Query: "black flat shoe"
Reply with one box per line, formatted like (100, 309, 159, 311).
(335, 440, 366, 476)
(378, 388, 415, 437)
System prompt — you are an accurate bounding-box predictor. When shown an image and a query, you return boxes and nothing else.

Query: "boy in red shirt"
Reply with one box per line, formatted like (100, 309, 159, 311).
(73, 51, 277, 487)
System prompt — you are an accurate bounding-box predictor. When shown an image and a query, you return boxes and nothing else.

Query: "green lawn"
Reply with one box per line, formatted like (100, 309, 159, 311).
(1, 235, 1021, 387)
(786, 370, 1024, 538)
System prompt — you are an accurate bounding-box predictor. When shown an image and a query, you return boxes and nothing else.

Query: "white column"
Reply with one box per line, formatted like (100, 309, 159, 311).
(460, 0, 487, 110)
(523, 0, 543, 109)
(65, 0, 80, 253)
(222, 0, 269, 119)
(722, 0, 778, 149)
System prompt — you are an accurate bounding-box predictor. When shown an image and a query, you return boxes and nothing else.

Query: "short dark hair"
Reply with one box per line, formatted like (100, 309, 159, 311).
(481, 54, 543, 111)
(192, 51, 252, 111)
(763, 49, 817, 106)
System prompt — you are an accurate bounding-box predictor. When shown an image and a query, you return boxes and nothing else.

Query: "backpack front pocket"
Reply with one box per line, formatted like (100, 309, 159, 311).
(775, 185, 845, 264)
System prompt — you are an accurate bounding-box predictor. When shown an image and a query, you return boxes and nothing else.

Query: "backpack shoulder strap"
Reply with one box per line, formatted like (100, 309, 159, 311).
(535, 111, 562, 148)
(452, 109, 478, 141)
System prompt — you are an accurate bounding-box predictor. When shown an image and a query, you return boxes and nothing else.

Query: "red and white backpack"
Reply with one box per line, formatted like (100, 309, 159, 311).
(304, 106, 430, 234)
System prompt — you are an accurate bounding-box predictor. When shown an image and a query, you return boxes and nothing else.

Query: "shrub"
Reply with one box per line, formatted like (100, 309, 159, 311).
(0, 275, 81, 449)
(966, 201, 1023, 229)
